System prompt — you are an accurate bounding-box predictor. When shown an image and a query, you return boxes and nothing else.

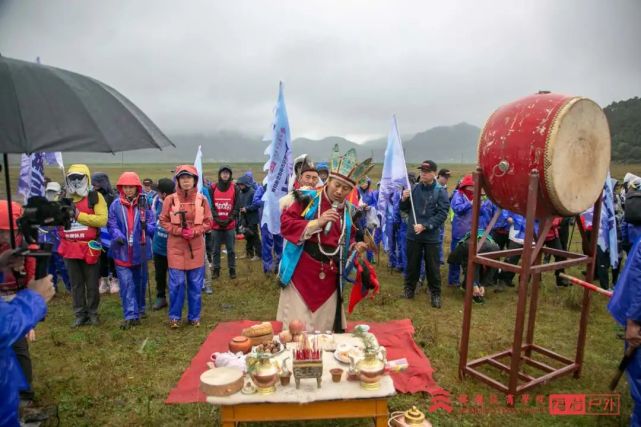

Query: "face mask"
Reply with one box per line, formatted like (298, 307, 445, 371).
(45, 190, 60, 202)
(67, 175, 89, 197)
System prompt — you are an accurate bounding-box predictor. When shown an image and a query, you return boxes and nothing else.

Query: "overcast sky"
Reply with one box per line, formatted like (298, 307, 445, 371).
(1, 0, 639, 142)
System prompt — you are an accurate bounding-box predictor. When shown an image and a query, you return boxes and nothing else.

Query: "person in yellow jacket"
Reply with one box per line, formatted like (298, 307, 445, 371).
(58, 164, 108, 327)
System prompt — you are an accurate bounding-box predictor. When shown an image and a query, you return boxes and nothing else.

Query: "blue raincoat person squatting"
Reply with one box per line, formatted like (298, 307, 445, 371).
(0, 290, 47, 427)
(608, 238, 641, 426)
(108, 172, 156, 329)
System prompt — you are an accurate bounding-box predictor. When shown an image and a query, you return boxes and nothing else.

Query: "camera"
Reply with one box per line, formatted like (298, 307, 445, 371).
(16, 196, 76, 280)
(18, 196, 75, 245)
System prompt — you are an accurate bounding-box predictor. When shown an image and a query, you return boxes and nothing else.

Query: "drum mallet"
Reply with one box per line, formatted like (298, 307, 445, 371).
(558, 273, 632, 390)
(558, 273, 613, 297)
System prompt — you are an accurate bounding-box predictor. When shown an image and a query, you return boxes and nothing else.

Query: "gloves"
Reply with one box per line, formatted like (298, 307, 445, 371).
(114, 235, 126, 245)
(182, 228, 195, 240)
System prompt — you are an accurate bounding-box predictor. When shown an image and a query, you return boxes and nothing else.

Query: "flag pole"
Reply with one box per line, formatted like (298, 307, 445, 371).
(393, 115, 418, 226)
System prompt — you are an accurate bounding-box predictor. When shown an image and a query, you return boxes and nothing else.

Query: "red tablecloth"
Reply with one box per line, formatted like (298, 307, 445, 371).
(165, 319, 447, 404)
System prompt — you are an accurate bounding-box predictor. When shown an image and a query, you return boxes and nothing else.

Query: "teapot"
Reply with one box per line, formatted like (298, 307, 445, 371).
(356, 345, 387, 390)
(246, 353, 279, 394)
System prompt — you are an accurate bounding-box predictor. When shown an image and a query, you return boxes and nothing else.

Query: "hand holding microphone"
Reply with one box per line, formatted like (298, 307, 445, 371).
(322, 202, 340, 235)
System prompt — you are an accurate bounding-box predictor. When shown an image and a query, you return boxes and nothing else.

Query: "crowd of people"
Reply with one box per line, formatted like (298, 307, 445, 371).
(2, 153, 641, 425)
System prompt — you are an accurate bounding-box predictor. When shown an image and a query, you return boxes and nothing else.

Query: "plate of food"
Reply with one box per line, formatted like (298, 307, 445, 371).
(333, 343, 363, 364)
(253, 340, 285, 356)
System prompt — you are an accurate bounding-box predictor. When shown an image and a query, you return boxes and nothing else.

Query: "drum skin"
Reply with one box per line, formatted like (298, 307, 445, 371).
(478, 92, 611, 217)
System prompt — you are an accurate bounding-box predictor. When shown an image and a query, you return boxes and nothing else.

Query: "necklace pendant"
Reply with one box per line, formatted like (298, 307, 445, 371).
(319, 271, 326, 280)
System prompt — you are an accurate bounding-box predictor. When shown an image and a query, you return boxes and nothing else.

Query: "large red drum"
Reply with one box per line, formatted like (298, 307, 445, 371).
(478, 92, 611, 217)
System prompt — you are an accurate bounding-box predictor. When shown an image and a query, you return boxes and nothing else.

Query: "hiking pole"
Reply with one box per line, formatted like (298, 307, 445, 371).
(173, 210, 194, 258)
(610, 346, 636, 391)
(138, 194, 152, 308)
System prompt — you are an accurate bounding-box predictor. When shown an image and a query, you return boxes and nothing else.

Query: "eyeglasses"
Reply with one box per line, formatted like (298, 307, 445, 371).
(67, 174, 85, 182)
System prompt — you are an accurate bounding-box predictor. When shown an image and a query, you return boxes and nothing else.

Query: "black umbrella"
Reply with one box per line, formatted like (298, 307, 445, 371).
(0, 55, 175, 247)
(0, 55, 174, 153)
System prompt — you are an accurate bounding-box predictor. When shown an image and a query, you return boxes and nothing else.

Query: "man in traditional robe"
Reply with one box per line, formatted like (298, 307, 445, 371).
(276, 147, 373, 332)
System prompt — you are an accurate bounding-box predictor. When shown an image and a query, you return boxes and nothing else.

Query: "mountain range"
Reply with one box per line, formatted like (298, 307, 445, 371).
(46, 122, 482, 165)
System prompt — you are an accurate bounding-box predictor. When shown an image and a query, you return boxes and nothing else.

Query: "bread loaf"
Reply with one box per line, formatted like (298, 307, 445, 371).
(241, 322, 273, 338)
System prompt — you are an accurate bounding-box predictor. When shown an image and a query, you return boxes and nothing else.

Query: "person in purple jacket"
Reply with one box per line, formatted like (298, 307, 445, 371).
(108, 172, 155, 330)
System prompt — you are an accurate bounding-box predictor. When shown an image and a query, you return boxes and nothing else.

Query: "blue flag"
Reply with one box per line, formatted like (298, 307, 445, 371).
(18, 153, 46, 203)
(261, 82, 292, 235)
(600, 172, 619, 268)
(377, 116, 411, 250)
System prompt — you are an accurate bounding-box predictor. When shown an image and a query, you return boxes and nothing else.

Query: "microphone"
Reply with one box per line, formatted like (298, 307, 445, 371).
(324, 202, 340, 235)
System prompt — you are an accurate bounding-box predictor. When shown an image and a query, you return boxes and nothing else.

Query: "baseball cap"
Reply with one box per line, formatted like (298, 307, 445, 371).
(438, 168, 451, 177)
(417, 160, 437, 172)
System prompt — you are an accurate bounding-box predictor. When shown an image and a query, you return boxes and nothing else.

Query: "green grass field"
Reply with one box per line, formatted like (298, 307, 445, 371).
(5, 162, 641, 426)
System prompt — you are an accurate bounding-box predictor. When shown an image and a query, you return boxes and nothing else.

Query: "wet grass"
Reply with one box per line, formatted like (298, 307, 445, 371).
(9, 162, 641, 426)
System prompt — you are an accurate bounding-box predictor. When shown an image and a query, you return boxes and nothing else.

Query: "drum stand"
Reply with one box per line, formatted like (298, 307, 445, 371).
(458, 169, 602, 399)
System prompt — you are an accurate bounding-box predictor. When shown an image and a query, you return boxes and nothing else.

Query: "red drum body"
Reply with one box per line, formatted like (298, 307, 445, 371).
(478, 92, 610, 217)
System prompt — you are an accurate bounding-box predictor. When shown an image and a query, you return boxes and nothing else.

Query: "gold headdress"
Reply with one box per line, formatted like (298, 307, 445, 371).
(328, 144, 374, 187)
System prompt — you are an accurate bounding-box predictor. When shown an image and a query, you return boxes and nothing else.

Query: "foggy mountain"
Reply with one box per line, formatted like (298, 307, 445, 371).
(55, 122, 481, 165)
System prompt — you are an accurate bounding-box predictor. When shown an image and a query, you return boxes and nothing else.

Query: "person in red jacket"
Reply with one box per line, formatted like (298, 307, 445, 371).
(210, 165, 240, 280)
(159, 166, 213, 328)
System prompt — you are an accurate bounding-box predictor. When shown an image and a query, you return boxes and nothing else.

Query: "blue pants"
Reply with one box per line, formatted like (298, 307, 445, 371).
(116, 265, 144, 321)
(448, 238, 461, 285)
(397, 223, 407, 272)
(168, 267, 203, 322)
(261, 224, 283, 273)
(48, 252, 70, 292)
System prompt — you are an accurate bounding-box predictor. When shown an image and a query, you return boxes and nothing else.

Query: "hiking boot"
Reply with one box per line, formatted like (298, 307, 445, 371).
(99, 277, 110, 294)
(109, 277, 120, 294)
(153, 297, 167, 310)
(88, 314, 100, 326)
(473, 295, 483, 304)
(21, 404, 57, 424)
(169, 319, 181, 329)
(212, 268, 220, 279)
(431, 294, 442, 309)
(401, 288, 415, 299)
(203, 284, 213, 294)
(72, 317, 89, 328)
(230, 269, 237, 279)
(120, 319, 136, 330)
(188, 319, 201, 327)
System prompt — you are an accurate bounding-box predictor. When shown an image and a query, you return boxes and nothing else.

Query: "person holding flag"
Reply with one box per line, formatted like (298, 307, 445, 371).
(400, 160, 450, 307)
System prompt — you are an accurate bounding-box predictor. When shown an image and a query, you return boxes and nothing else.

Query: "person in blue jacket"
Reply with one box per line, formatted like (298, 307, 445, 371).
(252, 183, 283, 275)
(400, 160, 450, 307)
(151, 178, 175, 310)
(0, 250, 54, 427)
(449, 174, 475, 286)
(608, 238, 641, 426)
(357, 177, 377, 263)
(108, 172, 155, 330)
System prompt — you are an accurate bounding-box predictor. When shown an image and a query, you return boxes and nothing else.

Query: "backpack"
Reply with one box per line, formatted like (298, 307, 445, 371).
(624, 189, 641, 225)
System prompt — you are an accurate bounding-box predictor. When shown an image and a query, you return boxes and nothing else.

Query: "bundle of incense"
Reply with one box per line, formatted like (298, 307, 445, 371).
(294, 348, 321, 360)
(294, 332, 321, 360)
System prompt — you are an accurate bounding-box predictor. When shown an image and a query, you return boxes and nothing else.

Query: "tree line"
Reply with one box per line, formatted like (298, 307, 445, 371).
(604, 96, 641, 163)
